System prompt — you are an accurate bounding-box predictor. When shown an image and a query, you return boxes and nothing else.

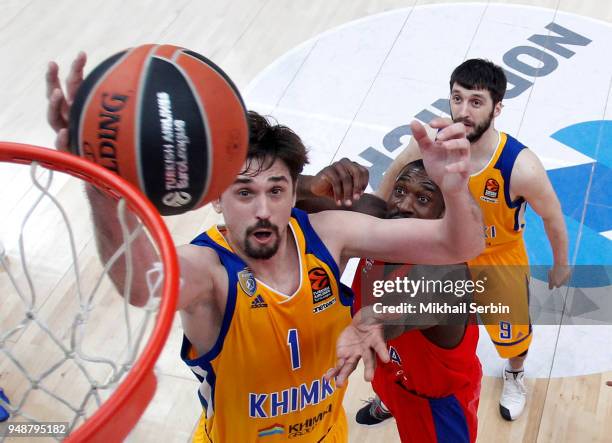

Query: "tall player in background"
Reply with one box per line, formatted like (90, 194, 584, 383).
(46, 57, 483, 441)
(378, 59, 570, 421)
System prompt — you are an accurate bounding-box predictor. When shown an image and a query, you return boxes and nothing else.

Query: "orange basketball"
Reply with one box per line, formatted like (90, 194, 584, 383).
(69, 44, 248, 216)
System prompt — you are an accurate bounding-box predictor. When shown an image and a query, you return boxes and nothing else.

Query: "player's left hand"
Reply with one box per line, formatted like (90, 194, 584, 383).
(310, 158, 369, 206)
(46, 52, 87, 151)
(411, 118, 470, 195)
(548, 264, 571, 289)
(324, 308, 389, 388)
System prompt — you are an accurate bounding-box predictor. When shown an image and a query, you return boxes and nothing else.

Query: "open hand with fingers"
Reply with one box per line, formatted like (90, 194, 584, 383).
(325, 308, 389, 388)
(411, 117, 470, 195)
(310, 158, 369, 206)
(46, 52, 87, 151)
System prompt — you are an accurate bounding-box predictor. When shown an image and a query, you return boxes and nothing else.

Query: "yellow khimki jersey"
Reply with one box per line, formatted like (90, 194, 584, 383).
(468, 131, 529, 265)
(467, 132, 532, 358)
(182, 208, 353, 442)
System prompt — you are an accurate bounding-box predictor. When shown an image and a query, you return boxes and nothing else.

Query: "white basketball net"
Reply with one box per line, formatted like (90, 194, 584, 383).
(0, 160, 164, 441)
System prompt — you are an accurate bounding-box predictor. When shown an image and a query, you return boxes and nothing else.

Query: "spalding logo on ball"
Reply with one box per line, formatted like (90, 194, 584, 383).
(69, 44, 249, 215)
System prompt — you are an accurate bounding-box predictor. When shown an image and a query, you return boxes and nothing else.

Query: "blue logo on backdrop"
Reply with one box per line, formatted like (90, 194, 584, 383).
(525, 120, 612, 287)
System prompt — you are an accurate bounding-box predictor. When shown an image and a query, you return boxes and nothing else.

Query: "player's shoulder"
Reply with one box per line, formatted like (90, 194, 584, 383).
(508, 142, 548, 193)
(177, 242, 228, 313)
(501, 133, 539, 170)
(513, 146, 545, 175)
(178, 243, 224, 273)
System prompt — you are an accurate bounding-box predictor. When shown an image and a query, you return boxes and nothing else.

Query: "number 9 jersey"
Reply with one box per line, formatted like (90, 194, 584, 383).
(182, 208, 353, 442)
(467, 132, 532, 359)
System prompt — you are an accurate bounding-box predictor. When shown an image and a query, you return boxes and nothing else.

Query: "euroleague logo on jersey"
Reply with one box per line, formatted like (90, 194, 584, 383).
(308, 267, 332, 304)
(484, 179, 499, 198)
(481, 178, 500, 203)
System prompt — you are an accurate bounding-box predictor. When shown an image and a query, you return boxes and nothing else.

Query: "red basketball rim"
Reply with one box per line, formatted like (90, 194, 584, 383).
(0, 142, 179, 442)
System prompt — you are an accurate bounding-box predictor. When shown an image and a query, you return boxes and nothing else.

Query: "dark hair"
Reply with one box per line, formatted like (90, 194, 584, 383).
(397, 159, 426, 180)
(397, 159, 443, 198)
(242, 111, 309, 185)
(449, 59, 507, 104)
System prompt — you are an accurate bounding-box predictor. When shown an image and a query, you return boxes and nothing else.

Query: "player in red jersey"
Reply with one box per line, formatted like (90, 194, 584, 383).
(306, 160, 482, 442)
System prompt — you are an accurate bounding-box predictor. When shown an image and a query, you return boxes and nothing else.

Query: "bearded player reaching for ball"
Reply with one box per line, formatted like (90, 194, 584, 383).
(47, 55, 483, 442)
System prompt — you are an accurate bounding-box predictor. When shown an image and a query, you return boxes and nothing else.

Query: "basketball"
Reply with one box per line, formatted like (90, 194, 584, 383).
(68, 44, 248, 216)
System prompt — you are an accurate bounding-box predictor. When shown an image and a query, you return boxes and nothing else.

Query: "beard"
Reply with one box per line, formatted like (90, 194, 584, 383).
(454, 108, 494, 143)
(243, 219, 281, 260)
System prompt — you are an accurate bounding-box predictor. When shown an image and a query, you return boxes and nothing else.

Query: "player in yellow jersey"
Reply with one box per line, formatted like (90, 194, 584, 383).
(46, 56, 484, 442)
(378, 59, 571, 421)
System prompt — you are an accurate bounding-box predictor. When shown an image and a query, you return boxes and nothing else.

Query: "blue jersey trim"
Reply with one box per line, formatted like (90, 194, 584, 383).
(339, 282, 355, 308)
(494, 133, 526, 209)
(291, 208, 339, 277)
(183, 232, 243, 364)
(193, 360, 217, 417)
(513, 201, 527, 232)
(290, 208, 353, 307)
(180, 232, 243, 413)
(428, 394, 470, 443)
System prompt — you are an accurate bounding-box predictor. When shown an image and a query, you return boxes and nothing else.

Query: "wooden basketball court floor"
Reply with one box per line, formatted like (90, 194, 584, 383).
(1, 0, 611, 441)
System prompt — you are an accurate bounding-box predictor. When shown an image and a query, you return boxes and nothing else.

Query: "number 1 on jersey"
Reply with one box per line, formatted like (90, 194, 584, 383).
(287, 329, 301, 370)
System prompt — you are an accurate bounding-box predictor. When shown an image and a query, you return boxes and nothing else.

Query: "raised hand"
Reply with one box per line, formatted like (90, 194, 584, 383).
(45, 52, 87, 150)
(310, 158, 369, 206)
(410, 118, 470, 195)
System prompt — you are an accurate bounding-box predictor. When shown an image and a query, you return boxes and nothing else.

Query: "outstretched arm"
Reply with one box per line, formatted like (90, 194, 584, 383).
(512, 149, 570, 288)
(313, 119, 484, 266)
(325, 308, 389, 387)
(327, 263, 470, 386)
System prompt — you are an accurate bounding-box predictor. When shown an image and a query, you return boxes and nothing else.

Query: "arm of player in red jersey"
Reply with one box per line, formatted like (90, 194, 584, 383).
(324, 307, 390, 388)
(327, 263, 471, 386)
(297, 158, 370, 209)
(511, 149, 571, 289)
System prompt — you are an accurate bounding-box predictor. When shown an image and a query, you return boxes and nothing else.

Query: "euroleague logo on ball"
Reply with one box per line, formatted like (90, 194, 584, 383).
(162, 191, 192, 207)
(156, 91, 193, 208)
